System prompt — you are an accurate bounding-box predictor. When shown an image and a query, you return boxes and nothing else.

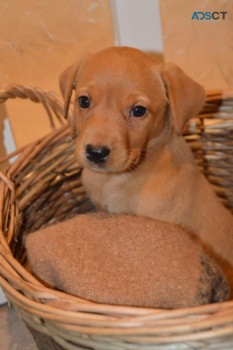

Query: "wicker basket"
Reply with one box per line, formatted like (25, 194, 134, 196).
(0, 85, 233, 350)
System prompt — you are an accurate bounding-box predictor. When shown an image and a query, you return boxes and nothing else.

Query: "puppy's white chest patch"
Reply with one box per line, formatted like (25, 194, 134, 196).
(81, 168, 132, 213)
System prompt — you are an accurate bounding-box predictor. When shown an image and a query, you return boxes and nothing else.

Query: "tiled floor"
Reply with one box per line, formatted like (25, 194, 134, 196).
(0, 304, 37, 350)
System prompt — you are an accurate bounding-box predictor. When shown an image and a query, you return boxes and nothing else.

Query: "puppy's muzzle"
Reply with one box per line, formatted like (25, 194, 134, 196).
(85, 144, 111, 164)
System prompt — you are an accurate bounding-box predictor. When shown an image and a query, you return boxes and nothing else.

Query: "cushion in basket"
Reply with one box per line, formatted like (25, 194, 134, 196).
(26, 212, 229, 309)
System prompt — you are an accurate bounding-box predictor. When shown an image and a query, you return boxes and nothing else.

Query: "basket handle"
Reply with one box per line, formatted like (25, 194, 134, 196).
(0, 84, 67, 129)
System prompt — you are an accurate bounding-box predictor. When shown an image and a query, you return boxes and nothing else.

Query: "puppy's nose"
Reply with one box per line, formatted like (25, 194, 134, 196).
(86, 144, 111, 164)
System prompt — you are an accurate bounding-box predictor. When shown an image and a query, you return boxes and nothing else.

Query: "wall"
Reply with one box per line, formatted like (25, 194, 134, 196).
(160, 0, 233, 90)
(0, 0, 115, 148)
(111, 0, 163, 54)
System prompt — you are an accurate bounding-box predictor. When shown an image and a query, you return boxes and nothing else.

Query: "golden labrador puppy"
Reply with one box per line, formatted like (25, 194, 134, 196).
(60, 47, 233, 288)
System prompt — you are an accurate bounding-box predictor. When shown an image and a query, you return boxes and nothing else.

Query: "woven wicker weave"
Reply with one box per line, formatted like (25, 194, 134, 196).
(0, 85, 233, 350)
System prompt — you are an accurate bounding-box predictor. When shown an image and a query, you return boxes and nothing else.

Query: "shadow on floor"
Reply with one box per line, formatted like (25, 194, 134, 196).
(0, 304, 37, 350)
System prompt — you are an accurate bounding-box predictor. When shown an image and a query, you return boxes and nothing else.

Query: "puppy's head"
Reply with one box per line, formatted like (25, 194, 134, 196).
(60, 47, 205, 173)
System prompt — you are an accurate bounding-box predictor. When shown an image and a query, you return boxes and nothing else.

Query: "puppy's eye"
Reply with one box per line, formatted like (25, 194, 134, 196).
(78, 96, 91, 108)
(131, 105, 147, 117)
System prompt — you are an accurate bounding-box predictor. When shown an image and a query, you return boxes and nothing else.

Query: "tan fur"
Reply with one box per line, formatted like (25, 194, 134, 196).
(60, 47, 233, 289)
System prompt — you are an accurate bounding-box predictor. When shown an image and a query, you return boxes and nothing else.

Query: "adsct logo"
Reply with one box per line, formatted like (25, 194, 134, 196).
(192, 11, 228, 20)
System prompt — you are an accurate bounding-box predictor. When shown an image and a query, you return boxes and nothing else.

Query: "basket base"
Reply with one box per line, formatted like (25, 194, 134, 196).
(26, 324, 66, 350)
(26, 324, 94, 350)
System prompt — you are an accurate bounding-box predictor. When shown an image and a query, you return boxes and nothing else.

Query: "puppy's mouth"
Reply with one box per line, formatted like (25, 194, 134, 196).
(113, 150, 145, 173)
(79, 148, 145, 174)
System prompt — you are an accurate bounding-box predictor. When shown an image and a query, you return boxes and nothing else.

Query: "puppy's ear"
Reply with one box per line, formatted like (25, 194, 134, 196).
(59, 62, 80, 119)
(161, 63, 205, 135)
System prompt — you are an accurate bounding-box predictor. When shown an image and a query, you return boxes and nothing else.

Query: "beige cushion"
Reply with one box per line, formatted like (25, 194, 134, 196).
(26, 213, 229, 309)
